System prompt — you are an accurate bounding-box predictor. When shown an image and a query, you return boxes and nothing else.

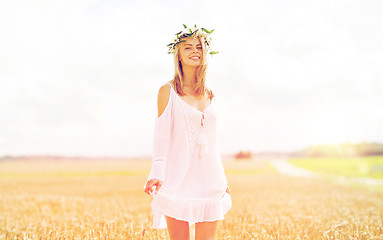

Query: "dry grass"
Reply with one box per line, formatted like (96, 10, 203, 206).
(0, 158, 382, 239)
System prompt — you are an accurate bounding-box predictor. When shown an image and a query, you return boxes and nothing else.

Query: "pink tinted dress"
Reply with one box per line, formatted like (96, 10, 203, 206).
(145, 82, 231, 229)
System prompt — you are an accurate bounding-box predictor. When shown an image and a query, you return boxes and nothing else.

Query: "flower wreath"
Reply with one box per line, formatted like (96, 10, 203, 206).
(167, 24, 218, 55)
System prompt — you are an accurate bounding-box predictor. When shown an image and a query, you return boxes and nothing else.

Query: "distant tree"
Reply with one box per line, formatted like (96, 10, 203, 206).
(235, 151, 252, 160)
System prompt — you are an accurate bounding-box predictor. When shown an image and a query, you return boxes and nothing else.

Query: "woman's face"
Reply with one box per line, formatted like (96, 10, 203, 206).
(178, 37, 203, 67)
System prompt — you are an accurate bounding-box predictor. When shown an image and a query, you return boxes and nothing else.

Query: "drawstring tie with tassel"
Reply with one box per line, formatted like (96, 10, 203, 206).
(197, 113, 208, 158)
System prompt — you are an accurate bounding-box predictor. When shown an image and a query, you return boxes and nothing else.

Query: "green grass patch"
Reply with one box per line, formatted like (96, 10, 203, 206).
(288, 156, 383, 179)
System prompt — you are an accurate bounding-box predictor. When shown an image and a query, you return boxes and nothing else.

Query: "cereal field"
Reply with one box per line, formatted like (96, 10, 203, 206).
(0, 157, 382, 239)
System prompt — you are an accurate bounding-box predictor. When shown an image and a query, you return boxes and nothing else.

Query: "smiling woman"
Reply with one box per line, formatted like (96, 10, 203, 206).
(182, 42, 203, 63)
(143, 24, 231, 240)
(170, 27, 213, 101)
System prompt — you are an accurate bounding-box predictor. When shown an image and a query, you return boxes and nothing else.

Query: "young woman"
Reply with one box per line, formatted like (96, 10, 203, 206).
(144, 25, 231, 240)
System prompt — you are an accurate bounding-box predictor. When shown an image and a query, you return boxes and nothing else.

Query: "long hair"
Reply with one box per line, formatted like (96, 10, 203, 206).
(172, 34, 214, 100)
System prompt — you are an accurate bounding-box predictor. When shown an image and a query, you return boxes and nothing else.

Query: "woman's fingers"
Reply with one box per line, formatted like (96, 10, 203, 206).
(222, 186, 231, 197)
(155, 180, 163, 194)
(226, 186, 231, 195)
(144, 179, 155, 195)
(144, 179, 163, 195)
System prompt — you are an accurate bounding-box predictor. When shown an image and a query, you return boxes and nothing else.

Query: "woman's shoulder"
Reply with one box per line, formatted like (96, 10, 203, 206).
(157, 81, 172, 117)
(159, 81, 172, 92)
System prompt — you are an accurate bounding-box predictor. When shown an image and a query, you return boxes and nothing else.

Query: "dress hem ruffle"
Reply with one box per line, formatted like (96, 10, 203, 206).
(151, 192, 232, 229)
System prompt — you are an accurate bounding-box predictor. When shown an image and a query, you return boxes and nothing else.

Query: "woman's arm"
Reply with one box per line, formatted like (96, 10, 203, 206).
(144, 84, 172, 195)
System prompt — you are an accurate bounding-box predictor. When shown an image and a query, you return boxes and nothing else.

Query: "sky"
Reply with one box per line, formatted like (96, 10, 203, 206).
(0, 0, 382, 157)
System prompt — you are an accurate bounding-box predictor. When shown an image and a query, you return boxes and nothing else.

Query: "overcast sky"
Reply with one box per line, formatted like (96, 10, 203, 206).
(0, 0, 382, 157)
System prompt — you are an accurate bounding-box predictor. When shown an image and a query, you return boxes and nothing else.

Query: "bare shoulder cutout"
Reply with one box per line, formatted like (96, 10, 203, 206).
(157, 83, 171, 118)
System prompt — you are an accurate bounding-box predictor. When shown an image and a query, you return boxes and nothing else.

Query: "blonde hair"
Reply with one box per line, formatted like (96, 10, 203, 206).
(171, 34, 214, 100)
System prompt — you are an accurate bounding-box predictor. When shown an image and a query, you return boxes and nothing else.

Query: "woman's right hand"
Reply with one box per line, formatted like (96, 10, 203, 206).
(144, 178, 163, 195)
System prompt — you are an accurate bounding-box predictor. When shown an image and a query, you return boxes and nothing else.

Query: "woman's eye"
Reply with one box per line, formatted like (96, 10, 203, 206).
(185, 47, 190, 50)
(197, 47, 202, 49)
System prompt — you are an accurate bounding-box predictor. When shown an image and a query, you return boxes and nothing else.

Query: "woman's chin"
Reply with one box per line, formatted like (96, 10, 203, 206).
(184, 61, 201, 67)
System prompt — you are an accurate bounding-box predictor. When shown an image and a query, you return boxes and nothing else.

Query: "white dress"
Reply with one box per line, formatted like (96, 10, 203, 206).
(145, 82, 231, 229)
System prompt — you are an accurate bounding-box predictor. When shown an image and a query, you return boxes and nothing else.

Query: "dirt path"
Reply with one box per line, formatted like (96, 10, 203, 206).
(269, 159, 316, 178)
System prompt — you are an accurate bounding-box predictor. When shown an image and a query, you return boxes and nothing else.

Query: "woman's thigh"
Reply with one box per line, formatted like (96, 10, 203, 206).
(165, 216, 190, 240)
(195, 220, 218, 240)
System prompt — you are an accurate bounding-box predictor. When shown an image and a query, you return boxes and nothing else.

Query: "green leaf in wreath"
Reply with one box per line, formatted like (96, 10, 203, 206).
(183, 24, 187, 29)
(209, 51, 218, 55)
(201, 28, 210, 33)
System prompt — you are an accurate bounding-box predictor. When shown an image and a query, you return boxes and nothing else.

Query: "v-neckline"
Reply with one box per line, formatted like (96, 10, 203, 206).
(168, 83, 212, 114)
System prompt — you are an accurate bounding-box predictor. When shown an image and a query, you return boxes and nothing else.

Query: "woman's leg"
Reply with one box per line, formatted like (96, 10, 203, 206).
(195, 221, 218, 240)
(165, 216, 190, 240)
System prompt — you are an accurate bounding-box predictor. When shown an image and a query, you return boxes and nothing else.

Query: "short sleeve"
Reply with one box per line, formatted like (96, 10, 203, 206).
(145, 86, 173, 184)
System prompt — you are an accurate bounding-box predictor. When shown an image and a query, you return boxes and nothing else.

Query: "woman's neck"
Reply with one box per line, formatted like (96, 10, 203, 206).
(182, 64, 197, 88)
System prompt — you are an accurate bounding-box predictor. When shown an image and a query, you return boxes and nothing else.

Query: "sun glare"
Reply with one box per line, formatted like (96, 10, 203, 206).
(310, 107, 356, 145)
